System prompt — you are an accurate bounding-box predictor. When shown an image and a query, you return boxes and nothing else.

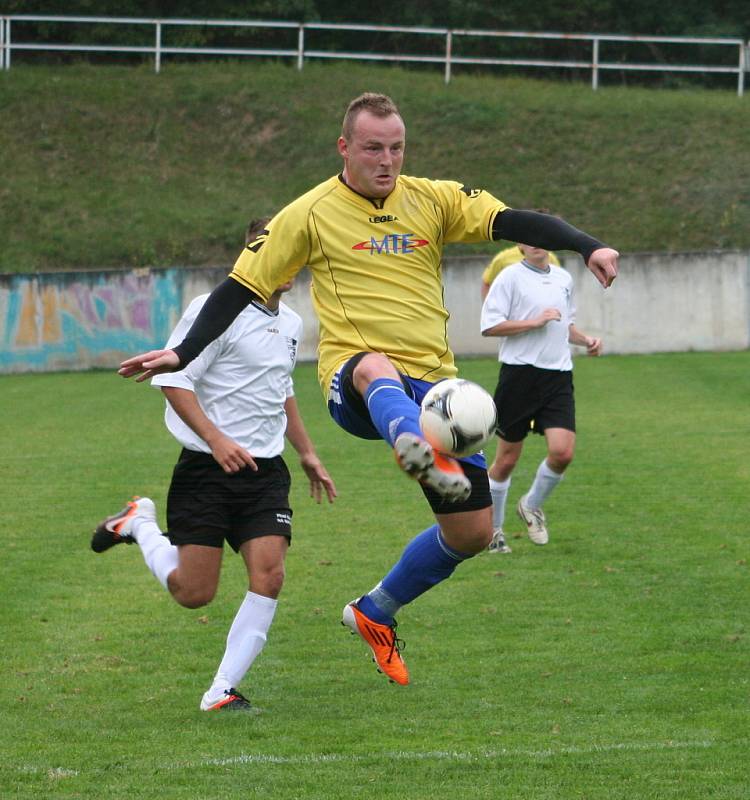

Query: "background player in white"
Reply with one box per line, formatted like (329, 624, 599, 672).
(480, 210, 561, 301)
(481, 241, 601, 551)
(91, 219, 336, 712)
(117, 93, 617, 687)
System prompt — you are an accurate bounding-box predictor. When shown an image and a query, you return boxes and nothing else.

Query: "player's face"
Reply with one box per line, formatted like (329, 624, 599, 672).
(519, 244, 550, 266)
(338, 111, 405, 199)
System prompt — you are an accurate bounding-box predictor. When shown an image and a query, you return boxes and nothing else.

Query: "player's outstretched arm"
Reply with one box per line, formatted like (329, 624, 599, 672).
(492, 209, 618, 288)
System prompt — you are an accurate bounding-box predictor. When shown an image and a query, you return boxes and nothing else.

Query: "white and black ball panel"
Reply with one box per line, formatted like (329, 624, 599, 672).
(419, 378, 497, 457)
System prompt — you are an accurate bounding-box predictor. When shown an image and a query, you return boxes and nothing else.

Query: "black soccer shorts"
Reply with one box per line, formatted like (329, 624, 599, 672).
(493, 363, 576, 443)
(166, 449, 293, 551)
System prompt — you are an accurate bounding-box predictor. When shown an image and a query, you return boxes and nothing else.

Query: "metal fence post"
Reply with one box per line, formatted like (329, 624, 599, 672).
(445, 30, 452, 84)
(297, 25, 304, 70)
(0, 18, 5, 71)
(738, 41, 746, 97)
(592, 37, 599, 90)
(5, 17, 11, 70)
(155, 20, 161, 73)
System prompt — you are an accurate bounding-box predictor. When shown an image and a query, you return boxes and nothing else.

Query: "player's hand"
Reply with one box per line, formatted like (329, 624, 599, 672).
(535, 307, 562, 327)
(299, 454, 337, 504)
(585, 337, 603, 356)
(587, 247, 619, 288)
(118, 349, 180, 382)
(209, 433, 258, 474)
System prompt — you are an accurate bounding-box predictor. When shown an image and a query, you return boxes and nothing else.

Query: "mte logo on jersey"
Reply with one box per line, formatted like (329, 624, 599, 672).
(352, 233, 429, 255)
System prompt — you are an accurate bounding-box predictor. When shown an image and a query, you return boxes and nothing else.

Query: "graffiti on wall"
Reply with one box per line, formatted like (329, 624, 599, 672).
(0, 269, 183, 373)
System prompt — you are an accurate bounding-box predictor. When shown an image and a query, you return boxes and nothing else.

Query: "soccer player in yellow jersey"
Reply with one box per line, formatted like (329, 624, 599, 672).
(120, 93, 618, 687)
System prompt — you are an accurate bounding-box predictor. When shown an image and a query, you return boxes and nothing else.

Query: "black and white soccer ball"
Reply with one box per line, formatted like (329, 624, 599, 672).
(419, 378, 497, 457)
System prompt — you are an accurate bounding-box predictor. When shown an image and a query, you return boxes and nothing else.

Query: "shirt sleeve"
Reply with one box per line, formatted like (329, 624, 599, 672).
(230, 200, 311, 302)
(152, 297, 223, 390)
(431, 181, 507, 244)
(283, 311, 303, 399)
(567, 275, 577, 325)
(480, 271, 513, 333)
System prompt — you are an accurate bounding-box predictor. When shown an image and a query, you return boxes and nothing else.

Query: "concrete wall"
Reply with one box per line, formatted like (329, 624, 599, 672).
(1, 251, 748, 374)
(447, 250, 750, 358)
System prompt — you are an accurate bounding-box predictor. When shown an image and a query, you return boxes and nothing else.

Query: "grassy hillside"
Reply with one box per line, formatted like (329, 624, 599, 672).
(1, 60, 749, 273)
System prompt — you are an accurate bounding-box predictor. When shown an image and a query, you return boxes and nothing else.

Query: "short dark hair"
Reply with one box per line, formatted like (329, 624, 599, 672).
(341, 93, 401, 140)
(245, 216, 272, 246)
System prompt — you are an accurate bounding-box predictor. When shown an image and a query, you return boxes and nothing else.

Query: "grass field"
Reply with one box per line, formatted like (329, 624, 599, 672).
(1, 60, 749, 273)
(1, 352, 749, 799)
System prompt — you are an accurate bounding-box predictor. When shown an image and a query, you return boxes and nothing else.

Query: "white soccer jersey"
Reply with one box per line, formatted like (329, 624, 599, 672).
(152, 295, 302, 457)
(480, 261, 576, 371)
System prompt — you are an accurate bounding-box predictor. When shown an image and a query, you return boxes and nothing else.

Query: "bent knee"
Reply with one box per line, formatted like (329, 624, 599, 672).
(171, 584, 217, 609)
(549, 450, 574, 470)
(352, 352, 400, 388)
(474, 525, 494, 552)
(251, 568, 285, 599)
(451, 524, 493, 556)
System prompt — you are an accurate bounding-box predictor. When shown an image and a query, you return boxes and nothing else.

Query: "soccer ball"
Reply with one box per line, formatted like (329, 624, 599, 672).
(419, 378, 497, 457)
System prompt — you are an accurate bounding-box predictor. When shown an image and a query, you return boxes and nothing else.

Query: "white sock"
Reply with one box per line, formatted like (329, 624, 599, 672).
(526, 459, 564, 510)
(131, 517, 179, 589)
(203, 591, 278, 704)
(488, 476, 511, 529)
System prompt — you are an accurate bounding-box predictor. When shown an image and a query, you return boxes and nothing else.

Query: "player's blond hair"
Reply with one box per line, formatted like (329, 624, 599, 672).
(341, 93, 402, 140)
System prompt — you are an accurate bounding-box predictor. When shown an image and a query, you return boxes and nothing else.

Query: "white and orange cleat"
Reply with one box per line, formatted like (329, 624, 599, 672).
(393, 432, 471, 503)
(91, 496, 156, 553)
(200, 688, 254, 712)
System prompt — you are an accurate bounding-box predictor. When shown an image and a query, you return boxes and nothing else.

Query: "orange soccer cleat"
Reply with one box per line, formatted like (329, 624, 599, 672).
(342, 600, 409, 685)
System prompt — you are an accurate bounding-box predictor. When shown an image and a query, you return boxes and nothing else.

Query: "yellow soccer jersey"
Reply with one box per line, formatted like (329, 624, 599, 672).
(482, 245, 560, 286)
(230, 174, 506, 395)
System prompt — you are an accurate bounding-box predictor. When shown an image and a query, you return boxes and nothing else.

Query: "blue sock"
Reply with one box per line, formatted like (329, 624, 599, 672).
(364, 378, 422, 446)
(357, 525, 471, 625)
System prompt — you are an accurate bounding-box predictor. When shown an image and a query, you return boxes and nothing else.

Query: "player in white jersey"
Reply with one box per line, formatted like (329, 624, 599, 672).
(480, 242, 602, 551)
(117, 93, 618, 687)
(91, 220, 336, 712)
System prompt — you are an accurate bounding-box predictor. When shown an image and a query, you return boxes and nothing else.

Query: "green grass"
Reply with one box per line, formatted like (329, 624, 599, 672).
(1, 352, 749, 799)
(1, 61, 749, 273)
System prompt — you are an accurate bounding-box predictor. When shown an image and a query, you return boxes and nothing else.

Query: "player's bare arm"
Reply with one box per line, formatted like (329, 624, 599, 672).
(284, 396, 337, 504)
(569, 325, 603, 356)
(492, 209, 618, 288)
(482, 309, 561, 338)
(161, 386, 258, 474)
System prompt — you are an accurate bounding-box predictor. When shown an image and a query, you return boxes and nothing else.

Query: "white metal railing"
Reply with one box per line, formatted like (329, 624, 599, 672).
(0, 15, 747, 96)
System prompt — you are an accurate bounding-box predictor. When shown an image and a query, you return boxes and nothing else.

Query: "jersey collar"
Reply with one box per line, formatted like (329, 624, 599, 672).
(336, 172, 400, 210)
(250, 298, 280, 317)
(521, 259, 551, 275)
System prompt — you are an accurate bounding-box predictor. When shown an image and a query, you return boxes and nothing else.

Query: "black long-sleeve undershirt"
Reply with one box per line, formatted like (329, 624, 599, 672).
(172, 277, 258, 368)
(493, 208, 605, 264)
